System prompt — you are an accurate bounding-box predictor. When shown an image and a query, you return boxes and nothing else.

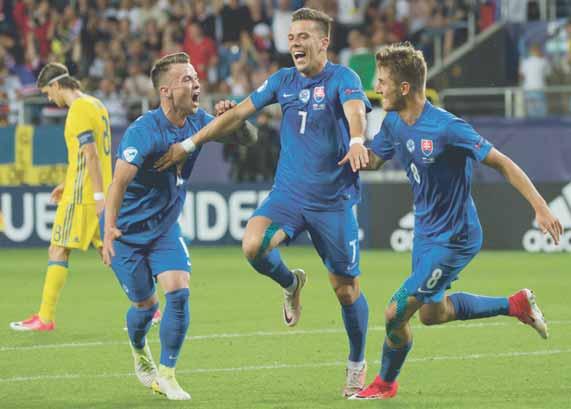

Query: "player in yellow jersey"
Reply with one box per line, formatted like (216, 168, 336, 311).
(10, 63, 117, 331)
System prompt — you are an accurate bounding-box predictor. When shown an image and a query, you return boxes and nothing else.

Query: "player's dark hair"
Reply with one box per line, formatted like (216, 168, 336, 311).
(292, 8, 333, 37)
(37, 63, 81, 90)
(376, 42, 427, 93)
(150, 52, 190, 91)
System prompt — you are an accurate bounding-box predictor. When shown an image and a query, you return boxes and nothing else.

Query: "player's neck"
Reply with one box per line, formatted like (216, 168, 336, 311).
(399, 94, 426, 126)
(161, 104, 186, 127)
(300, 58, 327, 78)
(62, 90, 84, 107)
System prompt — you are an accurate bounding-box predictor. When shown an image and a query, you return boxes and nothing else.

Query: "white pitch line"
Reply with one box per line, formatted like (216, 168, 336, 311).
(0, 348, 570, 384)
(2, 320, 571, 353)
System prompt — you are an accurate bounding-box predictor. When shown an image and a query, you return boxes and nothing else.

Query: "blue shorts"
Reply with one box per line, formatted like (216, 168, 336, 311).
(253, 191, 360, 277)
(403, 232, 482, 304)
(110, 223, 191, 302)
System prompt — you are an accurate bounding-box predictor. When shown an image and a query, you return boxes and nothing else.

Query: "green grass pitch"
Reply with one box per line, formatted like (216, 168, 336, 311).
(1, 247, 569, 409)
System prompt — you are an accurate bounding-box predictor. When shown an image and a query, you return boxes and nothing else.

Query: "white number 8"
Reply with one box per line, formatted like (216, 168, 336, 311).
(426, 268, 443, 289)
(410, 163, 420, 184)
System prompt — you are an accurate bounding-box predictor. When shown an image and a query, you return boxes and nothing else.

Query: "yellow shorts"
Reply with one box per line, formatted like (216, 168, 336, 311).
(51, 202, 102, 250)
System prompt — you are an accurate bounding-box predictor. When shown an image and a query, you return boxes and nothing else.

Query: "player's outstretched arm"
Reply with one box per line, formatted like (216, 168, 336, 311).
(339, 99, 369, 172)
(82, 142, 105, 216)
(483, 147, 563, 244)
(154, 98, 258, 171)
(102, 159, 137, 266)
(340, 149, 385, 170)
(213, 99, 258, 146)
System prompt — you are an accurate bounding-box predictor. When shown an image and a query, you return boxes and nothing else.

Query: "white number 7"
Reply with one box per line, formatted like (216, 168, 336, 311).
(298, 111, 307, 134)
(349, 239, 357, 263)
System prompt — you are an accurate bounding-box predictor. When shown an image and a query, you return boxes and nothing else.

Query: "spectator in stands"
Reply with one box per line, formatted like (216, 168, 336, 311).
(271, 0, 293, 67)
(335, 0, 369, 51)
(339, 29, 376, 90)
(519, 44, 550, 118)
(223, 60, 251, 98)
(142, 17, 162, 54)
(223, 109, 279, 183)
(0, 63, 22, 124)
(94, 77, 127, 126)
(183, 21, 217, 89)
(123, 62, 155, 119)
(219, 0, 253, 43)
(192, 0, 216, 41)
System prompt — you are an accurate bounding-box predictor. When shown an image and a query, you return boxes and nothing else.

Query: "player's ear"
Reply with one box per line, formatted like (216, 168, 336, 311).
(159, 85, 170, 98)
(321, 36, 329, 51)
(401, 82, 410, 97)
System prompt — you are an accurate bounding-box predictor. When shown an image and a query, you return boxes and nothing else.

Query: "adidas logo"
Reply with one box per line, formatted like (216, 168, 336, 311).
(390, 210, 414, 252)
(522, 182, 571, 252)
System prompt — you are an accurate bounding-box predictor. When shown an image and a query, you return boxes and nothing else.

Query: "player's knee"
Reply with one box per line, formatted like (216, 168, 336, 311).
(132, 295, 158, 310)
(48, 244, 69, 261)
(242, 235, 263, 260)
(334, 285, 358, 305)
(331, 276, 359, 305)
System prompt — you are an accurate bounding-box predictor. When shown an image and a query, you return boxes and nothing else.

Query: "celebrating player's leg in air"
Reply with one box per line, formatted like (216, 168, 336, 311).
(338, 43, 563, 400)
(155, 8, 374, 397)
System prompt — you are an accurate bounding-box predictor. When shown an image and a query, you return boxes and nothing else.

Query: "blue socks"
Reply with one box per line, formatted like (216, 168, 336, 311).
(380, 339, 412, 383)
(341, 293, 369, 362)
(126, 302, 158, 350)
(248, 248, 294, 288)
(449, 292, 509, 320)
(160, 288, 190, 368)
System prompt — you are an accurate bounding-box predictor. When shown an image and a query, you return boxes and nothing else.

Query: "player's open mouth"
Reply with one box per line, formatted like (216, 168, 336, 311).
(192, 93, 200, 103)
(293, 51, 306, 62)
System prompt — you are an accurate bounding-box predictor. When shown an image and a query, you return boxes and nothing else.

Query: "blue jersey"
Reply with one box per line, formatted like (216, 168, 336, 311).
(115, 107, 213, 245)
(249, 62, 372, 210)
(370, 101, 493, 243)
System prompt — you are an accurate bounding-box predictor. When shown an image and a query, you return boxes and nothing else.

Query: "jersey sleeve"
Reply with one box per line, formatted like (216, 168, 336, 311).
(68, 100, 95, 146)
(446, 117, 492, 162)
(249, 70, 283, 110)
(368, 118, 395, 160)
(337, 67, 372, 113)
(116, 127, 154, 168)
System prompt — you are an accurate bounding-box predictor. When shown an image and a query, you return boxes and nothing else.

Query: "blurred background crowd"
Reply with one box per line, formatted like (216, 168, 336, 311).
(1, 0, 570, 182)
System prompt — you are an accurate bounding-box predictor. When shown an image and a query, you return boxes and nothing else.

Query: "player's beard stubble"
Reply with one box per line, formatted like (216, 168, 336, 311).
(384, 90, 407, 112)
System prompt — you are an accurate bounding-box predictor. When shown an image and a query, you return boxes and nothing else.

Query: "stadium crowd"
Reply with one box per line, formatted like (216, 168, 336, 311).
(1, 0, 561, 181)
(0, 0, 478, 123)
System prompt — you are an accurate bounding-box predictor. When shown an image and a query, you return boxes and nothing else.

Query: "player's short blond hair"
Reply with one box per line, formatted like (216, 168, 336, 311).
(376, 42, 427, 93)
(292, 8, 333, 38)
(37, 63, 81, 90)
(150, 52, 190, 91)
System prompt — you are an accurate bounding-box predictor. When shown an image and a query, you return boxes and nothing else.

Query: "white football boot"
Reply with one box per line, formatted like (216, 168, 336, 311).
(283, 269, 307, 327)
(130, 342, 158, 388)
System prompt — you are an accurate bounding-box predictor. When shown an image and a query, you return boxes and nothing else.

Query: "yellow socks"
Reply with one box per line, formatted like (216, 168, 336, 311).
(38, 261, 69, 323)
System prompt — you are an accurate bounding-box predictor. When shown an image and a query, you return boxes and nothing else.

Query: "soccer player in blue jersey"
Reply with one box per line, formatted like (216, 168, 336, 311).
(102, 52, 256, 400)
(155, 8, 374, 396)
(346, 43, 564, 400)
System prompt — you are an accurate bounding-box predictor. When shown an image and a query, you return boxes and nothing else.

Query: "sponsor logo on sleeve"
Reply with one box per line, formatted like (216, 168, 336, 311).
(344, 88, 362, 96)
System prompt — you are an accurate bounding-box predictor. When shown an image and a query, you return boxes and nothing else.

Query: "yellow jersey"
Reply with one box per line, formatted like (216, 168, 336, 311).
(61, 95, 112, 204)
